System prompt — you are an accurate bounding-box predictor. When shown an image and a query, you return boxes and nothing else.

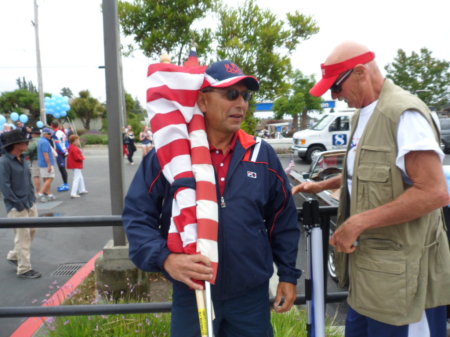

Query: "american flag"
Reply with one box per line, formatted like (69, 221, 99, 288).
(146, 63, 219, 284)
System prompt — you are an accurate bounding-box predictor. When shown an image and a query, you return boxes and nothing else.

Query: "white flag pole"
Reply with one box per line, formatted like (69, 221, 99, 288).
(311, 227, 326, 337)
(205, 281, 214, 337)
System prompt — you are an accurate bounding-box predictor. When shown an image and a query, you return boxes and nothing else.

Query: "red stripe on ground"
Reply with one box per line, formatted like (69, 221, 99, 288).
(10, 251, 103, 337)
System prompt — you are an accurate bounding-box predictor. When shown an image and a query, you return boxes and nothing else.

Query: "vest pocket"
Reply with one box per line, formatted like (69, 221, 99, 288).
(357, 165, 392, 209)
(353, 252, 406, 315)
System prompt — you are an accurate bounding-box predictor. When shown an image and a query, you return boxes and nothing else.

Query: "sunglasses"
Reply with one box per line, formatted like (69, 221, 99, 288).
(331, 69, 353, 94)
(202, 88, 253, 102)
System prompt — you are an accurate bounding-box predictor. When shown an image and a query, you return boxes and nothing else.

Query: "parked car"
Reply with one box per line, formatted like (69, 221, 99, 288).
(289, 149, 346, 281)
(439, 118, 450, 154)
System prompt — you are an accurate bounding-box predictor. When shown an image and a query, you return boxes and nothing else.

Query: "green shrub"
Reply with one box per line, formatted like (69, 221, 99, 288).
(80, 133, 108, 145)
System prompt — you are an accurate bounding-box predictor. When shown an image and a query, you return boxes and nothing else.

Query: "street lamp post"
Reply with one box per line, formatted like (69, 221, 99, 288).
(102, 0, 126, 246)
(33, 0, 46, 125)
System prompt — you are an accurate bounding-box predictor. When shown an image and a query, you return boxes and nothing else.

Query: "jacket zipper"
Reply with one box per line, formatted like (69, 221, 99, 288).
(220, 196, 226, 208)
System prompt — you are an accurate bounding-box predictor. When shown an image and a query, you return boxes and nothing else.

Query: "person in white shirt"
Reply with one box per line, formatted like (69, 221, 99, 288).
(292, 41, 450, 337)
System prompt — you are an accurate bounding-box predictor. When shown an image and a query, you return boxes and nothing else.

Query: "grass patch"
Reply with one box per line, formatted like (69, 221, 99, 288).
(37, 273, 343, 337)
(80, 133, 108, 145)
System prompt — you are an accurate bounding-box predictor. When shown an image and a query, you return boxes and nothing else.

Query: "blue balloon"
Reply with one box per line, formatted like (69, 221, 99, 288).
(0, 124, 3, 132)
(0, 115, 6, 125)
(53, 112, 61, 119)
(10, 112, 19, 121)
(36, 121, 44, 128)
(19, 114, 28, 123)
(60, 111, 67, 117)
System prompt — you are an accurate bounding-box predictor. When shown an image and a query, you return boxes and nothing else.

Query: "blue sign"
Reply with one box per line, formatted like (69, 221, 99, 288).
(255, 102, 274, 111)
(332, 134, 347, 146)
(321, 100, 336, 109)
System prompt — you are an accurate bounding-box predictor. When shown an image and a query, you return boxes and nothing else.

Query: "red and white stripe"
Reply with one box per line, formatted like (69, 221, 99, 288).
(146, 63, 218, 283)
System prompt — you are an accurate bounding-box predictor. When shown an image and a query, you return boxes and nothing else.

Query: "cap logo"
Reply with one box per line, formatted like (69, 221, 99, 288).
(225, 63, 243, 74)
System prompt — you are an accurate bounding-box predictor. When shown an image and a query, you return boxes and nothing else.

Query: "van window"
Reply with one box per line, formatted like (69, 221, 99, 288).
(311, 114, 334, 131)
(329, 116, 350, 132)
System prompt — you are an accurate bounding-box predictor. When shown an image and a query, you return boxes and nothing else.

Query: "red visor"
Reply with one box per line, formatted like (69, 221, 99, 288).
(310, 51, 375, 97)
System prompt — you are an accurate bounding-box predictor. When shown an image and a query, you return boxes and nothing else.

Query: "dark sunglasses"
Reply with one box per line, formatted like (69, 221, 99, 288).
(202, 88, 253, 102)
(331, 69, 353, 94)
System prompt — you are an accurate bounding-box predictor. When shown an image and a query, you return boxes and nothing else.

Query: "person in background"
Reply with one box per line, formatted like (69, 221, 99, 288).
(67, 134, 88, 198)
(37, 128, 56, 203)
(124, 125, 136, 165)
(24, 127, 42, 194)
(292, 41, 450, 337)
(16, 121, 31, 139)
(0, 129, 41, 279)
(123, 60, 301, 336)
(50, 121, 69, 192)
(139, 125, 153, 157)
(121, 126, 129, 159)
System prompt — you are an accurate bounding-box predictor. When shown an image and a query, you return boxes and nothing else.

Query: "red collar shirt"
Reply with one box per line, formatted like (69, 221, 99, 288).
(209, 133, 238, 196)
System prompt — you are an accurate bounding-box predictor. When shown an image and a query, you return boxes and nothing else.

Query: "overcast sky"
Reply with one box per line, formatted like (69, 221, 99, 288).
(0, 0, 449, 108)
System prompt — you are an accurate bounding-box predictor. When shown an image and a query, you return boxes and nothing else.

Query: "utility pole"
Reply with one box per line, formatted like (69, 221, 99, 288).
(33, 0, 46, 125)
(102, 0, 126, 246)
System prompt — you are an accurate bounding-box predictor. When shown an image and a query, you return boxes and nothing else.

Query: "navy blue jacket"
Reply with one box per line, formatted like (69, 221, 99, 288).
(122, 130, 301, 300)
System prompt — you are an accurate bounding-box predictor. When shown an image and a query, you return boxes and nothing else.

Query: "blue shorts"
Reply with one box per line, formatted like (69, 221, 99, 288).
(346, 305, 447, 337)
(171, 281, 273, 337)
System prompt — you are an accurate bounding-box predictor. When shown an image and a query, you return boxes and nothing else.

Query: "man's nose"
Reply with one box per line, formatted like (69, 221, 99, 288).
(331, 91, 338, 100)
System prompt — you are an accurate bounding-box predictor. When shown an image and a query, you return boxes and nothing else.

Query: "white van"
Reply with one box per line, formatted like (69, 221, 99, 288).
(291, 111, 354, 163)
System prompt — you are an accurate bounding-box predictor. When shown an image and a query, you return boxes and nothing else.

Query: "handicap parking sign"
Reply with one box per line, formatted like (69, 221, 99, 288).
(332, 134, 347, 146)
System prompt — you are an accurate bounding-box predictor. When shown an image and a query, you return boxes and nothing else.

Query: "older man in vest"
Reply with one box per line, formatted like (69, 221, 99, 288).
(293, 41, 450, 337)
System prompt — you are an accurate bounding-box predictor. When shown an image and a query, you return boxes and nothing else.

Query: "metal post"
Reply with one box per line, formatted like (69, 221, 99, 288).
(302, 200, 313, 337)
(102, 0, 126, 246)
(33, 0, 46, 125)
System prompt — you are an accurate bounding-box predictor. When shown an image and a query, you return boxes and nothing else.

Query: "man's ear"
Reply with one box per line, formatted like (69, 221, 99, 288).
(197, 92, 207, 113)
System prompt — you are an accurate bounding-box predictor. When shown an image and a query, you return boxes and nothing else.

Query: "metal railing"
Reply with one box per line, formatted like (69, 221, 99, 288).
(0, 206, 347, 319)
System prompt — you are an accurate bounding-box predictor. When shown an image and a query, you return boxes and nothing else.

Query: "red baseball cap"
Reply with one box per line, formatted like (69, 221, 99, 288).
(310, 51, 375, 97)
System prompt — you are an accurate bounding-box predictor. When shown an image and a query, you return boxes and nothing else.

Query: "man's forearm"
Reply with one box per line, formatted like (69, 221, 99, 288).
(317, 174, 342, 191)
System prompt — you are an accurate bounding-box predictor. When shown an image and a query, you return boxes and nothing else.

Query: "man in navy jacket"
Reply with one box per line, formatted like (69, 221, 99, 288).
(123, 60, 301, 337)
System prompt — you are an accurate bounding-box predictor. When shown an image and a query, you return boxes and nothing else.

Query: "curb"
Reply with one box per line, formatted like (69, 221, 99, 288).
(10, 251, 103, 337)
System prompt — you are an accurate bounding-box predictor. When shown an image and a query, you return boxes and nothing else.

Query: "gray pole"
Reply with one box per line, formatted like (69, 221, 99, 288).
(102, 0, 126, 246)
(33, 0, 46, 125)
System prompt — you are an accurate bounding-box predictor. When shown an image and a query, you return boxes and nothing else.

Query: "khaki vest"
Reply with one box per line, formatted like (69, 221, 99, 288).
(336, 80, 450, 325)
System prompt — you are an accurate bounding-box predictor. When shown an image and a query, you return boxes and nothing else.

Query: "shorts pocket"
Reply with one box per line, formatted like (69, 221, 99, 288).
(354, 253, 406, 315)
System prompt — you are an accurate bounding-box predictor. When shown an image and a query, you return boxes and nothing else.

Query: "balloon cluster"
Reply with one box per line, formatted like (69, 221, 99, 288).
(45, 94, 70, 119)
(9, 112, 29, 124)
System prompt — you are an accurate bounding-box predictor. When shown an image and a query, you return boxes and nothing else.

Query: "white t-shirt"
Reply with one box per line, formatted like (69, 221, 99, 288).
(347, 101, 444, 195)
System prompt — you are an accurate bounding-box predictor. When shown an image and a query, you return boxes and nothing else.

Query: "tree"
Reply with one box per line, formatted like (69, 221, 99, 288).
(70, 90, 105, 130)
(118, 0, 217, 65)
(215, 0, 319, 101)
(385, 48, 450, 111)
(16, 77, 37, 93)
(60, 87, 74, 98)
(214, 0, 318, 135)
(273, 71, 322, 131)
(0, 89, 40, 121)
(124, 92, 146, 134)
